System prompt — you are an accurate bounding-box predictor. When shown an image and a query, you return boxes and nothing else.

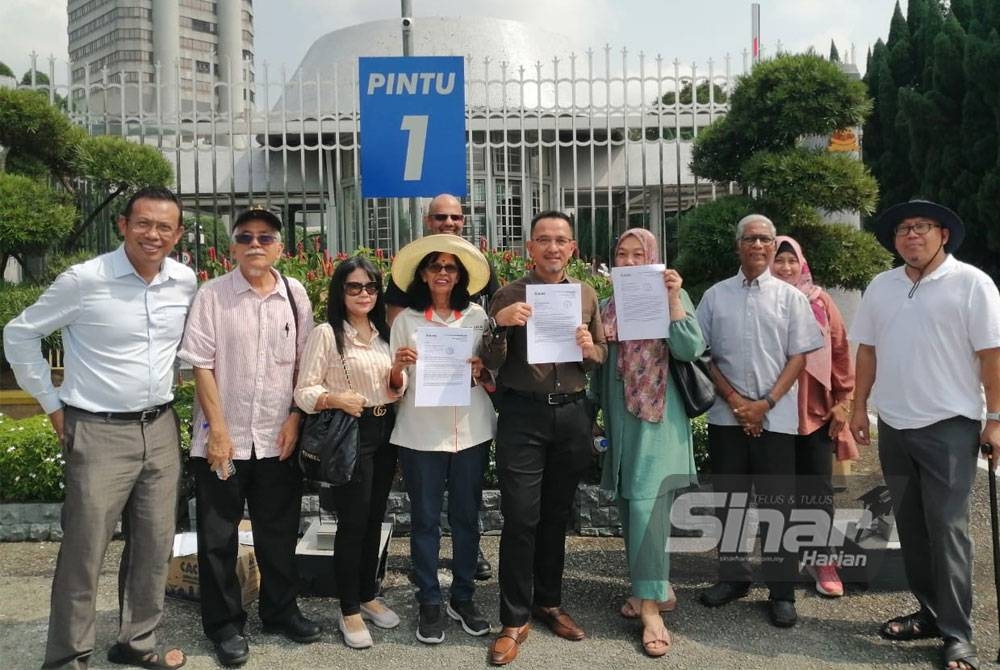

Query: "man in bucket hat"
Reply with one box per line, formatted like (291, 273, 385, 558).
(849, 199, 1000, 670)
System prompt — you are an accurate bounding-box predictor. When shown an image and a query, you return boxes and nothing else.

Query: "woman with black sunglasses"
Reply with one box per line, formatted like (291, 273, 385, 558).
(294, 256, 404, 649)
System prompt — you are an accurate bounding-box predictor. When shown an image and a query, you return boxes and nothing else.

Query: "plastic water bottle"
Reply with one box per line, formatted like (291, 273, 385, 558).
(217, 459, 236, 480)
(593, 436, 609, 453)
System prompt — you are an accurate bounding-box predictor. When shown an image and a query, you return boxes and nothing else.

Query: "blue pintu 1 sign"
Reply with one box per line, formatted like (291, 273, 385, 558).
(359, 56, 467, 198)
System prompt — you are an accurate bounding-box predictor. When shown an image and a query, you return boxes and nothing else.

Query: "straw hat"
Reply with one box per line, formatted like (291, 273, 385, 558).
(391, 234, 490, 294)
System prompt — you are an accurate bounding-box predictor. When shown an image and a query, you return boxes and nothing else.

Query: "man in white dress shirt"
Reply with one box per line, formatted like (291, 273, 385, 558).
(4, 187, 196, 670)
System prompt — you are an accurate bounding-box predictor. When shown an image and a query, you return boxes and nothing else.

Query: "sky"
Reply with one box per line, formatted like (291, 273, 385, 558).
(0, 0, 907, 84)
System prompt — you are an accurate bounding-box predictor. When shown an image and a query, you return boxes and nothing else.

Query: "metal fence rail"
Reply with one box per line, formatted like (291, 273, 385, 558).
(18, 47, 779, 266)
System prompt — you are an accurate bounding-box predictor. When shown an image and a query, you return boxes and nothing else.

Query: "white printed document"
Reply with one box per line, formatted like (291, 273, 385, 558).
(610, 264, 668, 341)
(526, 283, 583, 364)
(414, 327, 474, 407)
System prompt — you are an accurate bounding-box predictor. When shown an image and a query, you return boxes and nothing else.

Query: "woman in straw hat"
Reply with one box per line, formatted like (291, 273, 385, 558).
(387, 234, 497, 645)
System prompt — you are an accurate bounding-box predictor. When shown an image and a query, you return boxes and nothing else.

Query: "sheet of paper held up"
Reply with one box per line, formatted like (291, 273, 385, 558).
(526, 283, 582, 364)
(414, 326, 474, 407)
(610, 264, 669, 341)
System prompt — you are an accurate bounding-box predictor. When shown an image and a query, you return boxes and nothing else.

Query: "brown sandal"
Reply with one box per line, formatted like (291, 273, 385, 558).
(641, 624, 672, 658)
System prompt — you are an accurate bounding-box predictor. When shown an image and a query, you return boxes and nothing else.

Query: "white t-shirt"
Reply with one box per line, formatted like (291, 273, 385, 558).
(849, 255, 1000, 430)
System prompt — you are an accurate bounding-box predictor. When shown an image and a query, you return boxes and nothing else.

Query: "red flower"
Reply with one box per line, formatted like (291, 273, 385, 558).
(306, 271, 316, 281)
(503, 251, 513, 262)
(208, 247, 217, 262)
(375, 248, 384, 260)
(312, 236, 321, 250)
(197, 270, 209, 282)
(336, 251, 348, 261)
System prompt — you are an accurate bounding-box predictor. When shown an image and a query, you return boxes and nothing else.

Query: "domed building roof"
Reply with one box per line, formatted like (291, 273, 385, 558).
(273, 17, 584, 115)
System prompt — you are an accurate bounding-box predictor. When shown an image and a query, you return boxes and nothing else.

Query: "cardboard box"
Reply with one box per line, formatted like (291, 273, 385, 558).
(296, 518, 392, 597)
(166, 521, 260, 606)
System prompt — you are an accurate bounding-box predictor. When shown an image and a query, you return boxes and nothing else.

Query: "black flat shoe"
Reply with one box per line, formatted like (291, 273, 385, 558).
(699, 582, 750, 608)
(768, 600, 798, 628)
(263, 612, 323, 643)
(214, 634, 249, 667)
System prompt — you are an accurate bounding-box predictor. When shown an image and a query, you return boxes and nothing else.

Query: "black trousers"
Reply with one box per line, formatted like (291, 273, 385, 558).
(193, 451, 303, 642)
(794, 422, 835, 556)
(496, 393, 591, 626)
(707, 425, 796, 601)
(326, 410, 397, 616)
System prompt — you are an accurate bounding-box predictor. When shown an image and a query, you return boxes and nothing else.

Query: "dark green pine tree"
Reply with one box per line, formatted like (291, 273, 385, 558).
(862, 40, 887, 190)
(830, 40, 841, 62)
(962, 26, 1000, 277)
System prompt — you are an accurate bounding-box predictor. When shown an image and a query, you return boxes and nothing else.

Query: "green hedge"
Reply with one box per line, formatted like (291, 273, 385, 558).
(0, 413, 65, 502)
(0, 284, 62, 366)
(0, 383, 710, 502)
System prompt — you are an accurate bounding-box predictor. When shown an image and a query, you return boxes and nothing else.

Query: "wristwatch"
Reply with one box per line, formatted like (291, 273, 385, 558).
(488, 317, 507, 335)
(762, 393, 777, 410)
(987, 411, 1000, 422)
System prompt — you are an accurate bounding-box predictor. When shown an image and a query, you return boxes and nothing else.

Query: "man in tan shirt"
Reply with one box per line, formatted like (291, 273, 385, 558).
(480, 211, 607, 665)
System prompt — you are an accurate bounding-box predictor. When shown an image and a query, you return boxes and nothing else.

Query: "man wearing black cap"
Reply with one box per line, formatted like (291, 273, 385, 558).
(178, 208, 321, 666)
(849, 199, 1000, 670)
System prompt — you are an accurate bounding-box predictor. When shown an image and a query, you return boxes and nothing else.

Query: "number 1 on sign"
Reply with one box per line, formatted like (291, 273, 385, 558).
(401, 115, 429, 181)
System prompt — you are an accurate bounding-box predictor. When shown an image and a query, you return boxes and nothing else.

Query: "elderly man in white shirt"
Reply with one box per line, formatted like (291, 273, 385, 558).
(178, 207, 319, 667)
(850, 199, 1000, 670)
(3, 187, 196, 670)
(695, 213, 823, 629)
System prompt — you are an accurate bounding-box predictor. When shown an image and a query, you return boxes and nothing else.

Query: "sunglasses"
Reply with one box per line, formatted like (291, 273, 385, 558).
(233, 232, 280, 245)
(431, 213, 464, 222)
(426, 262, 460, 274)
(344, 281, 379, 296)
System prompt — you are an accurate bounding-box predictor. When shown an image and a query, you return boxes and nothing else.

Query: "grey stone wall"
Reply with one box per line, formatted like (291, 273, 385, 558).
(1, 485, 624, 542)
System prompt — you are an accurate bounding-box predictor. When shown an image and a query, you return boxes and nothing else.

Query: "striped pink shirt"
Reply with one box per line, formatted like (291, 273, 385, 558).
(294, 321, 398, 412)
(178, 268, 313, 460)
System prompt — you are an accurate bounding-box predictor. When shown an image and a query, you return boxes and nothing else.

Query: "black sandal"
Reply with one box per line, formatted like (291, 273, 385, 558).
(879, 611, 940, 641)
(942, 640, 979, 670)
(108, 643, 187, 669)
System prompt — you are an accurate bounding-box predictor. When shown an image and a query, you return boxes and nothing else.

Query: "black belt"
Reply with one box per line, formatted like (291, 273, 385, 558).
(361, 404, 393, 418)
(65, 402, 173, 423)
(508, 390, 587, 406)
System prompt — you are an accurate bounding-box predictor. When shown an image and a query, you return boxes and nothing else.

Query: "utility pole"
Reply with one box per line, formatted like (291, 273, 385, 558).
(401, 0, 422, 244)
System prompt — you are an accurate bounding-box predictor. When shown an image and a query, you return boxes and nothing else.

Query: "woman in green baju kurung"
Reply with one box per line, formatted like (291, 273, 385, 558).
(590, 228, 706, 658)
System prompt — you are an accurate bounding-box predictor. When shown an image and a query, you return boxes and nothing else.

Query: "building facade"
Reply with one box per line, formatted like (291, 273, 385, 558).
(67, 0, 255, 115)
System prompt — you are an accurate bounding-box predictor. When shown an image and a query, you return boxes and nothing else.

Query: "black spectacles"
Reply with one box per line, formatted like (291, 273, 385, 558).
(344, 281, 379, 296)
(232, 232, 280, 245)
(431, 213, 464, 222)
(894, 221, 940, 237)
(426, 262, 459, 274)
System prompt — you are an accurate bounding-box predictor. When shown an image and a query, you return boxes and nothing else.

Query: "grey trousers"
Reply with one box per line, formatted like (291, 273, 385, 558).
(877, 416, 980, 645)
(42, 408, 181, 670)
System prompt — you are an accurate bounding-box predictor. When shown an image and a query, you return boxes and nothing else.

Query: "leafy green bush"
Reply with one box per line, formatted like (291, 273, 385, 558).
(674, 195, 892, 302)
(0, 413, 64, 502)
(691, 415, 709, 474)
(0, 382, 196, 504)
(0, 284, 62, 367)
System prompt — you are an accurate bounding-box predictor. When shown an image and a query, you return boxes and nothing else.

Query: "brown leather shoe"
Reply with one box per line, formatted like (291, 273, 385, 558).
(531, 606, 586, 641)
(489, 624, 531, 665)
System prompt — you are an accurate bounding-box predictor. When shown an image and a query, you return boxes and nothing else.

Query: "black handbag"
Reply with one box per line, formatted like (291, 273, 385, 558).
(668, 348, 716, 418)
(297, 351, 360, 486)
(298, 405, 359, 486)
(283, 274, 361, 486)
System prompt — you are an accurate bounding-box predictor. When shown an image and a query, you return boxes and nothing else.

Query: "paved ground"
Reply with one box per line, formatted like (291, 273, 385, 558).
(1, 452, 999, 669)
